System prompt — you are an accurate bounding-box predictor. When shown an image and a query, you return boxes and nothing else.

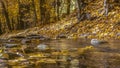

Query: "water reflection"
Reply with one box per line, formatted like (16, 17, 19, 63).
(38, 39, 120, 68)
(43, 39, 90, 49)
(0, 39, 120, 68)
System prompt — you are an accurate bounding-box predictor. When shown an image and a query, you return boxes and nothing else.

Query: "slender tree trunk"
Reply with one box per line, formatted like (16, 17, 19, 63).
(56, 0, 60, 20)
(16, 15, 20, 30)
(0, 20, 2, 34)
(18, 0, 23, 29)
(76, 0, 85, 22)
(1, 0, 11, 31)
(51, 0, 57, 21)
(104, 0, 109, 16)
(76, 0, 81, 22)
(31, 0, 38, 26)
(11, 18, 15, 30)
(39, 0, 51, 24)
(39, 0, 46, 24)
(66, 0, 71, 15)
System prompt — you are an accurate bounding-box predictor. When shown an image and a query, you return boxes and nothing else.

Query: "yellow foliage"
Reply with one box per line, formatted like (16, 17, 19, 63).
(29, 53, 46, 58)
(0, 49, 3, 53)
(77, 46, 95, 54)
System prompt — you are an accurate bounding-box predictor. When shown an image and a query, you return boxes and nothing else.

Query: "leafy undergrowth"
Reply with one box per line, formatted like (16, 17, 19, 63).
(0, 0, 120, 40)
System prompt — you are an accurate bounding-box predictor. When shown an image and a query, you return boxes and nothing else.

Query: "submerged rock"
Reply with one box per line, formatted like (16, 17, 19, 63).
(23, 46, 37, 53)
(0, 39, 7, 43)
(57, 34, 67, 38)
(37, 44, 48, 51)
(91, 39, 108, 46)
(79, 33, 90, 38)
(27, 34, 50, 40)
(7, 38, 20, 43)
(10, 36, 26, 39)
(27, 34, 43, 39)
(7, 39, 16, 43)
(0, 58, 7, 63)
(0, 61, 9, 68)
(21, 39, 31, 44)
(116, 33, 120, 36)
(3, 43, 18, 48)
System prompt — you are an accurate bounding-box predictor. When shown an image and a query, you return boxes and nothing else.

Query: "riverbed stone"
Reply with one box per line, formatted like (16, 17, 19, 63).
(91, 39, 108, 46)
(3, 43, 19, 48)
(57, 34, 67, 38)
(37, 44, 48, 51)
(26, 34, 50, 40)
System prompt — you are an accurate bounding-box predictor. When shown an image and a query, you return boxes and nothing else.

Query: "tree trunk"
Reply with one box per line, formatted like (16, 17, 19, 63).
(66, 0, 71, 15)
(39, 0, 46, 24)
(11, 18, 15, 30)
(31, 0, 38, 26)
(0, 20, 2, 34)
(56, 0, 61, 20)
(1, 0, 11, 31)
(104, 0, 109, 16)
(16, 15, 20, 30)
(76, 0, 85, 22)
(76, 0, 81, 22)
(18, 0, 31, 29)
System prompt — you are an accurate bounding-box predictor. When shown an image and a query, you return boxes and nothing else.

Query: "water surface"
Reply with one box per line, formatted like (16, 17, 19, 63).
(0, 39, 120, 68)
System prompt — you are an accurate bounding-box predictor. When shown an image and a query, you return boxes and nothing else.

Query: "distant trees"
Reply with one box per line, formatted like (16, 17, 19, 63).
(51, 0, 61, 21)
(0, 0, 91, 33)
(0, 0, 119, 34)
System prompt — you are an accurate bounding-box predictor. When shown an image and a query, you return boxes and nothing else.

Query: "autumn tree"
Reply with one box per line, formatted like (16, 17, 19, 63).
(18, 0, 31, 29)
(31, 0, 38, 26)
(39, 0, 46, 24)
(66, 0, 71, 15)
(0, 0, 11, 31)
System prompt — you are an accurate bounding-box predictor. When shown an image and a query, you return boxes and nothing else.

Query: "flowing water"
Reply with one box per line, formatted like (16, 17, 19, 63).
(0, 38, 120, 68)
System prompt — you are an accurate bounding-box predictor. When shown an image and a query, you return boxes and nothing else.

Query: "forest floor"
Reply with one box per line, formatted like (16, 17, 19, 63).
(0, 0, 120, 40)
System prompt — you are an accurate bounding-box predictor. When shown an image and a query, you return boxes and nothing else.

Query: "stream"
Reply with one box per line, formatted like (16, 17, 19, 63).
(0, 38, 120, 68)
